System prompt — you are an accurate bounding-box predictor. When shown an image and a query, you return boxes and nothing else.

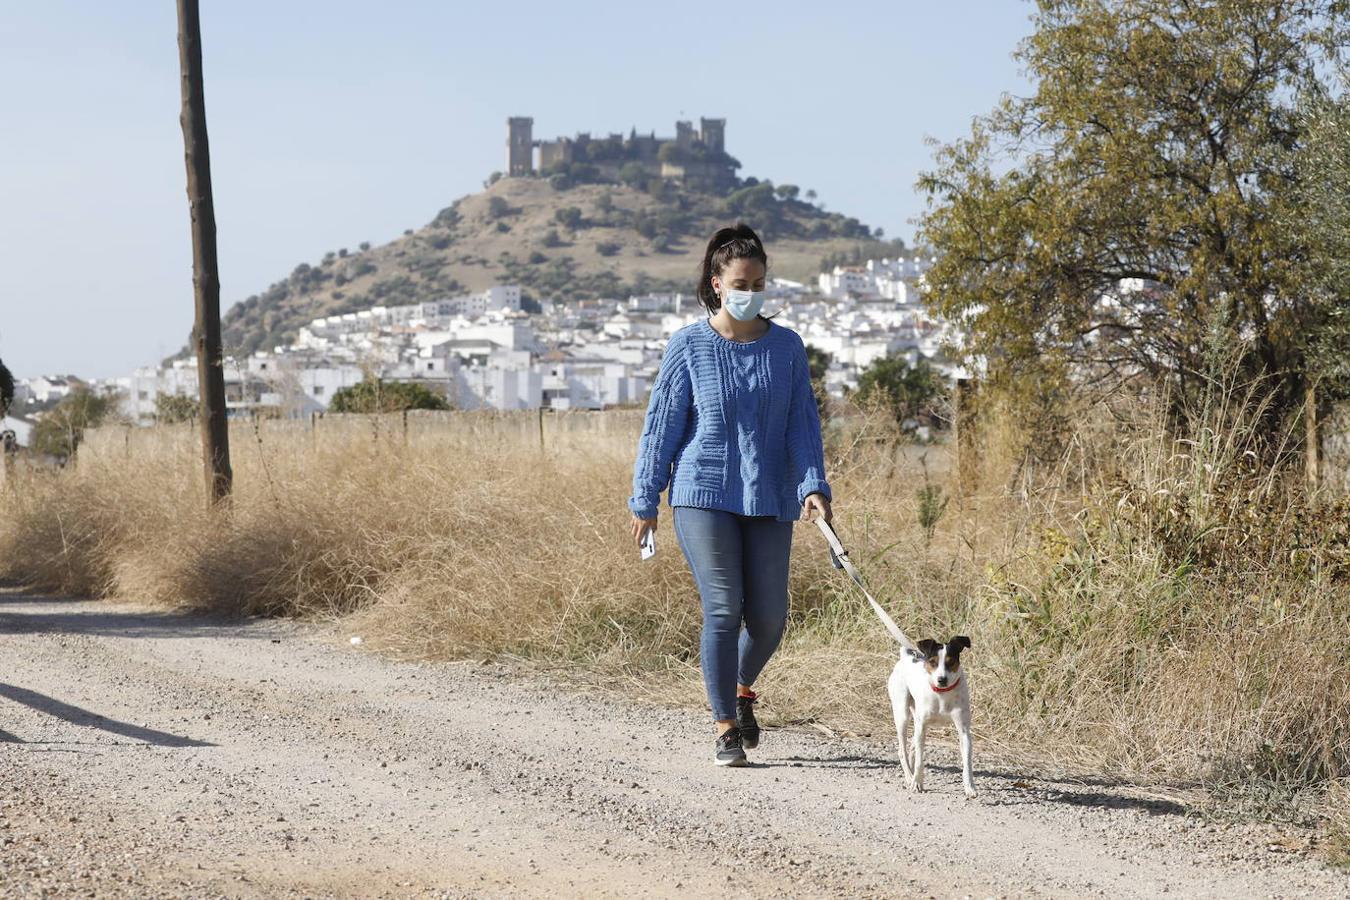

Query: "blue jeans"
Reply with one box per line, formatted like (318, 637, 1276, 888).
(671, 506, 794, 722)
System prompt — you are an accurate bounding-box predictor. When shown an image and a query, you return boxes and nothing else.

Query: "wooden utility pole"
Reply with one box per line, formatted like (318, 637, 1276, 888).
(954, 377, 979, 494)
(177, 0, 232, 506)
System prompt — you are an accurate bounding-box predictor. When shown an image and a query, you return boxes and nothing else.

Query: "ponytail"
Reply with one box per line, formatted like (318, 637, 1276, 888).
(696, 223, 769, 315)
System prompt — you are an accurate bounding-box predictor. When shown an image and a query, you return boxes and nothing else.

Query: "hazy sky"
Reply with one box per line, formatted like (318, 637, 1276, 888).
(0, 1, 1034, 380)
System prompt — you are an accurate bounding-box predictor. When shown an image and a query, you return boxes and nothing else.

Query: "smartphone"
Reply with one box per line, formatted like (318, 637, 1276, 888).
(639, 527, 656, 560)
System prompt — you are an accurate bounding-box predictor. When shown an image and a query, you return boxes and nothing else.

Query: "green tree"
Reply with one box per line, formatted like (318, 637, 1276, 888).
(618, 162, 649, 189)
(154, 392, 200, 424)
(328, 378, 449, 414)
(726, 182, 779, 219)
(487, 196, 510, 219)
(32, 387, 120, 458)
(855, 355, 945, 429)
(916, 0, 1349, 414)
(805, 344, 832, 421)
(656, 143, 690, 165)
(1286, 92, 1350, 401)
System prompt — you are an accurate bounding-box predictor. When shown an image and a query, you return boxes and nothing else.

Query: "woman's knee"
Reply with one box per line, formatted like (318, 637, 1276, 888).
(701, 607, 742, 638)
(744, 607, 787, 643)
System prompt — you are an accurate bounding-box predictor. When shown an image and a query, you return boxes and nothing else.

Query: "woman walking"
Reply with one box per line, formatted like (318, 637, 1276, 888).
(627, 222, 833, 766)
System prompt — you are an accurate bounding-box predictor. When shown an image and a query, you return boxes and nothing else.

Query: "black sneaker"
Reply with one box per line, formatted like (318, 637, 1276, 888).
(736, 692, 760, 750)
(715, 726, 748, 767)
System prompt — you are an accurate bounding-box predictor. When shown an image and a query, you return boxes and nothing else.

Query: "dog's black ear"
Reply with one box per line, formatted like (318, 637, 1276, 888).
(917, 638, 941, 658)
(950, 635, 972, 652)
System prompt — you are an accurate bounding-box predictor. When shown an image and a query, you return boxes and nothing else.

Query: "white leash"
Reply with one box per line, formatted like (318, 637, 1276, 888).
(813, 517, 917, 652)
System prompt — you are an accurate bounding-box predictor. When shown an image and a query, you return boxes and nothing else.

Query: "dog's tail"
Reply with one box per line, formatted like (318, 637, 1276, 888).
(814, 518, 917, 652)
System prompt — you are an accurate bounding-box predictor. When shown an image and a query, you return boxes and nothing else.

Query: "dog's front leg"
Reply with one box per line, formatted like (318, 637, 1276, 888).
(910, 717, 927, 792)
(954, 711, 976, 798)
(889, 685, 914, 783)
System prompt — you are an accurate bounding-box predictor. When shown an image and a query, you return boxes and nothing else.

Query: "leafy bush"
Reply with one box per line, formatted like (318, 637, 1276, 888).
(154, 393, 199, 424)
(433, 206, 461, 229)
(554, 207, 583, 230)
(855, 355, 946, 430)
(32, 388, 120, 458)
(328, 379, 449, 414)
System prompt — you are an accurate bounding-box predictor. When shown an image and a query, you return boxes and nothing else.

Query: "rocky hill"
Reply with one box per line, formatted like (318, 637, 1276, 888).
(201, 173, 907, 358)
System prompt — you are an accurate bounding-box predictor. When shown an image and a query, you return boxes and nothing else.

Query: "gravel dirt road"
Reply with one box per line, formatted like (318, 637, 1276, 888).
(1, 587, 1345, 898)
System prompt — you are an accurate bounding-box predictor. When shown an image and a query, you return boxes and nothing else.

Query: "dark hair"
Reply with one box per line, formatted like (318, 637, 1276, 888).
(0, 357, 12, 417)
(696, 223, 770, 316)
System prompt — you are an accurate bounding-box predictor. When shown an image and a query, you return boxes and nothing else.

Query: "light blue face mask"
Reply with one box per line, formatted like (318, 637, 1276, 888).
(722, 288, 765, 321)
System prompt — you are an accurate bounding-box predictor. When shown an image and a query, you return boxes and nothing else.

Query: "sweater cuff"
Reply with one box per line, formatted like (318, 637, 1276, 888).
(628, 495, 660, 519)
(797, 479, 831, 505)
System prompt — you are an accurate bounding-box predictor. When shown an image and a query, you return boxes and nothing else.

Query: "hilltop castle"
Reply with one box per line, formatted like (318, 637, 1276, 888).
(506, 116, 737, 192)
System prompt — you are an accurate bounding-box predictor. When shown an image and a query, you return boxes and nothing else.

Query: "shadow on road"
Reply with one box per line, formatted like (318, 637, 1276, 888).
(0, 587, 271, 642)
(0, 682, 214, 747)
(776, 753, 1191, 816)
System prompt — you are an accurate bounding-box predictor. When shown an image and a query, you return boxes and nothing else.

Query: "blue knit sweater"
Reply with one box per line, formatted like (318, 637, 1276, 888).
(627, 316, 831, 523)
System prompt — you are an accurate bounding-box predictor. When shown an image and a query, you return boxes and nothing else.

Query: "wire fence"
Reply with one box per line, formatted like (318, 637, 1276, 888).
(78, 408, 648, 465)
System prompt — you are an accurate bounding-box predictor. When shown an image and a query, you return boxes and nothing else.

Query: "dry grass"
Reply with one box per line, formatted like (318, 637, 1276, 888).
(1, 387, 1346, 842)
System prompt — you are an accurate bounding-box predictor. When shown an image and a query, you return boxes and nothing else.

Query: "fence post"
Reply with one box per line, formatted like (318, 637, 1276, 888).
(1306, 380, 1320, 496)
(538, 405, 545, 453)
(0, 433, 14, 492)
(402, 408, 409, 446)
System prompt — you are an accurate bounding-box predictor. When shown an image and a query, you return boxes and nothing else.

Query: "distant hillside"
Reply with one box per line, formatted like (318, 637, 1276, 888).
(190, 173, 907, 359)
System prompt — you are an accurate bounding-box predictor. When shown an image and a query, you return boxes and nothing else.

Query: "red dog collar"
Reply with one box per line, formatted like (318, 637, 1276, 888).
(931, 677, 961, 694)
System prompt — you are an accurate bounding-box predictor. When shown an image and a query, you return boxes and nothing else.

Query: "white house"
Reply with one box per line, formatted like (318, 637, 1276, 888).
(817, 266, 876, 300)
(26, 375, 83, 404)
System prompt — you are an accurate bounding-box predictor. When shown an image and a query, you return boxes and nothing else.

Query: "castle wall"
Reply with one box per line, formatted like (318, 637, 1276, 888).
(538, 138, 574, 171)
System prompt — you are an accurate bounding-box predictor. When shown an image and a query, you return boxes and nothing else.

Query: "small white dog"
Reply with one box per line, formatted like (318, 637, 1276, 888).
(888, 636, 976, 798)
(811, 519, 976, 798)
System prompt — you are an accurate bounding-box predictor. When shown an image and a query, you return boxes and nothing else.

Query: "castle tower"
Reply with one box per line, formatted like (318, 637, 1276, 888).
(700, 117, 726, 153)
(507, 117, 534, 176)
(675, 120, 695, 149)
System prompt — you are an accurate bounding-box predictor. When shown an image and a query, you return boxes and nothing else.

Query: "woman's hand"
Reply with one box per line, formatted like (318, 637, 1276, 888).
(631, 513, 658, 548)
(802, 493, 832, 524)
